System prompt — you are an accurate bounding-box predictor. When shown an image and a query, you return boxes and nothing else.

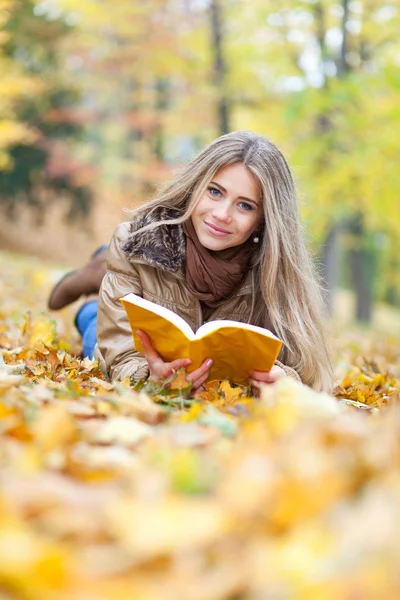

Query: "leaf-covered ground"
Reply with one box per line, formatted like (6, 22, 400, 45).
(0, 250, 400, 600)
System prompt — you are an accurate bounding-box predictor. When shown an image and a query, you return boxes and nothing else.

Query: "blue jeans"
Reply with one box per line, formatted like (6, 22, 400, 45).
(75, 300, 98, 359)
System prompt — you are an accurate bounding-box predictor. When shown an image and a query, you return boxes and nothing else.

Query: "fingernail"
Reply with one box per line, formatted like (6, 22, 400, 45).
(206, 359, 213, 367)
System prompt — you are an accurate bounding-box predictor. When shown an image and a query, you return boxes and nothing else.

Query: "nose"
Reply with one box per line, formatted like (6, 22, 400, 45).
(212, 199, 232, 223)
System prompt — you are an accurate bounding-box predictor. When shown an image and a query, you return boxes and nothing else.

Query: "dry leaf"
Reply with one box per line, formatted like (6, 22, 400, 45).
(0, 249, 400, 598)
(85, 416, 153, 446)
(31, 404, 77, 451)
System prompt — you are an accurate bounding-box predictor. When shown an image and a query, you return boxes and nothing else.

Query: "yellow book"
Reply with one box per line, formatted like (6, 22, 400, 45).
(120, 293, 283, 385)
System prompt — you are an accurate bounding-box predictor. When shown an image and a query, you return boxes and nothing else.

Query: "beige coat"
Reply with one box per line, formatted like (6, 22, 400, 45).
(97, 209, 300, 384)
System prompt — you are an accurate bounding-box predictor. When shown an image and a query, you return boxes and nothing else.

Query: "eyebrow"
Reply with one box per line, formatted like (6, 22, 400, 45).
(209, 181, 259, 206)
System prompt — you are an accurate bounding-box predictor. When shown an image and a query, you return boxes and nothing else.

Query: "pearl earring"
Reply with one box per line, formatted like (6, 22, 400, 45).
(253, 234, 260, 243)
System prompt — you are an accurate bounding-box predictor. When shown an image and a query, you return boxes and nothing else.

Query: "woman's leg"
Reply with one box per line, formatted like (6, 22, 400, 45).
(48, 246, 108, 311)
(75, 300, 98, 359)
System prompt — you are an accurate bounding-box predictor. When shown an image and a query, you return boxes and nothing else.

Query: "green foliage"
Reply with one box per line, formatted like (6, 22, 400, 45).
(1, 0, 399, 306)
(0, 0, 92, 218)
(227, 0, 400, 307)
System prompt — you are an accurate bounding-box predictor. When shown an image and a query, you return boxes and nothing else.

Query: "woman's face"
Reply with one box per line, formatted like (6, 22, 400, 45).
(191, 162, 263, 251)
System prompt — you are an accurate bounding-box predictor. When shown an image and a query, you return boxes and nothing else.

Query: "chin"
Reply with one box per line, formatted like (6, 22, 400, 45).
(200, 236, 231, 251)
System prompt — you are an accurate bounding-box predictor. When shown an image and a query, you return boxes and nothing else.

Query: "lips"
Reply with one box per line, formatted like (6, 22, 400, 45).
(205, 221, 231, 235)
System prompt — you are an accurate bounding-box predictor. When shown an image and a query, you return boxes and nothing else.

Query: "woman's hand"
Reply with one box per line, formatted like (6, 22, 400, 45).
(249, 364, 286, 395)
(137, 330, 213, 391)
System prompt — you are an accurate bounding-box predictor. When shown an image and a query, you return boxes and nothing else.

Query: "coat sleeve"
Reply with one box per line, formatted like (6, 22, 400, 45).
(275, 359, 302, 383)
(96, 223, 150, 382)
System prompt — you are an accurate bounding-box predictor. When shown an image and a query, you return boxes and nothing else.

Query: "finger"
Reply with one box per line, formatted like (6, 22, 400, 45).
(186, 359, 213, 383)
(270, 365, 286, 379)
(188, 361, 212, 389)
(251, 385, 260, 398)
(249, 378, 260, 388)
(249, 370, 272, 378)
(137, 330, 160, 360)
(150, 358, 192, 382)
(170, 357, 192, 371)
(191, 371, 210, 391)
(249, 371, 275, 383)
(192, 371, 209, 389)
(249, 378, 273, 389)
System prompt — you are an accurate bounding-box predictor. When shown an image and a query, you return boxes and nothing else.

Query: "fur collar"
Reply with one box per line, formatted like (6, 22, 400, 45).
(122, 207, 186, 272)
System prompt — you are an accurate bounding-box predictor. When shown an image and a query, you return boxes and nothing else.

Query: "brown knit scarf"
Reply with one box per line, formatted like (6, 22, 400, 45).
(182, 218, 255, 308)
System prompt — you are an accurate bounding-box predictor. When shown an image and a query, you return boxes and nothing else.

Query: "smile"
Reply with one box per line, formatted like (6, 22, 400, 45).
(204, 221, 231, 236)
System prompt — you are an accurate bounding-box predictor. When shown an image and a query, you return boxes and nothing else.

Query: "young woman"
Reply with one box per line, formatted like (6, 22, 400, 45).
(95, 131, 334, 392)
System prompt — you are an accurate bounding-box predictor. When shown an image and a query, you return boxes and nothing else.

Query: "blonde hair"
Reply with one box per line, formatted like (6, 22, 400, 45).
(130, 131, 334, 392)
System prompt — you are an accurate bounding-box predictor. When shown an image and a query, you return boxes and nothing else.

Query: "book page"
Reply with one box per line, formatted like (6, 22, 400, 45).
(196, 319, 280, 341)
(122, 293, 195, 339)
(121, 293, 193, 365)
(188, 322, 283, 384)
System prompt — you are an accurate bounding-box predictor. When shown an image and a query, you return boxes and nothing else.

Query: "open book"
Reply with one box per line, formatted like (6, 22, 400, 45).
(120, 293, 283, 385)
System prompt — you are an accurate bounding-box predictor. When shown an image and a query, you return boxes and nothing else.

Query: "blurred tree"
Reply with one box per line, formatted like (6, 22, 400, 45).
(0, 0, 93, 220)
(209, 0, 230, 134)
(233, 0, 400, 319)
(55, 0, 220, 199)
(3, 0, 398, 315)
(0, 0, 38, 169)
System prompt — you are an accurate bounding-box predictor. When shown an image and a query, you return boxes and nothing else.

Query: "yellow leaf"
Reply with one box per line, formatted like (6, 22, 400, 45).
(169, 368, 190, 390)
(218, 379, 247, 404)
(24, 315, 56, 350)
(31, 404, 77, 451)
(180, 402, 203, 422)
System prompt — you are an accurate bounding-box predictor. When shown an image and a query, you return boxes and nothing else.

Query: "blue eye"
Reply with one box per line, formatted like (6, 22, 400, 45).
(208, 186, 221, 198)
(239, 201, 254, 211)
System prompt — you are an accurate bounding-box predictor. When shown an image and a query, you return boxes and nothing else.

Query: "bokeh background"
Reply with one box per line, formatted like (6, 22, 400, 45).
(1, 5, 400, 595)
(0, 0, 399, 327)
